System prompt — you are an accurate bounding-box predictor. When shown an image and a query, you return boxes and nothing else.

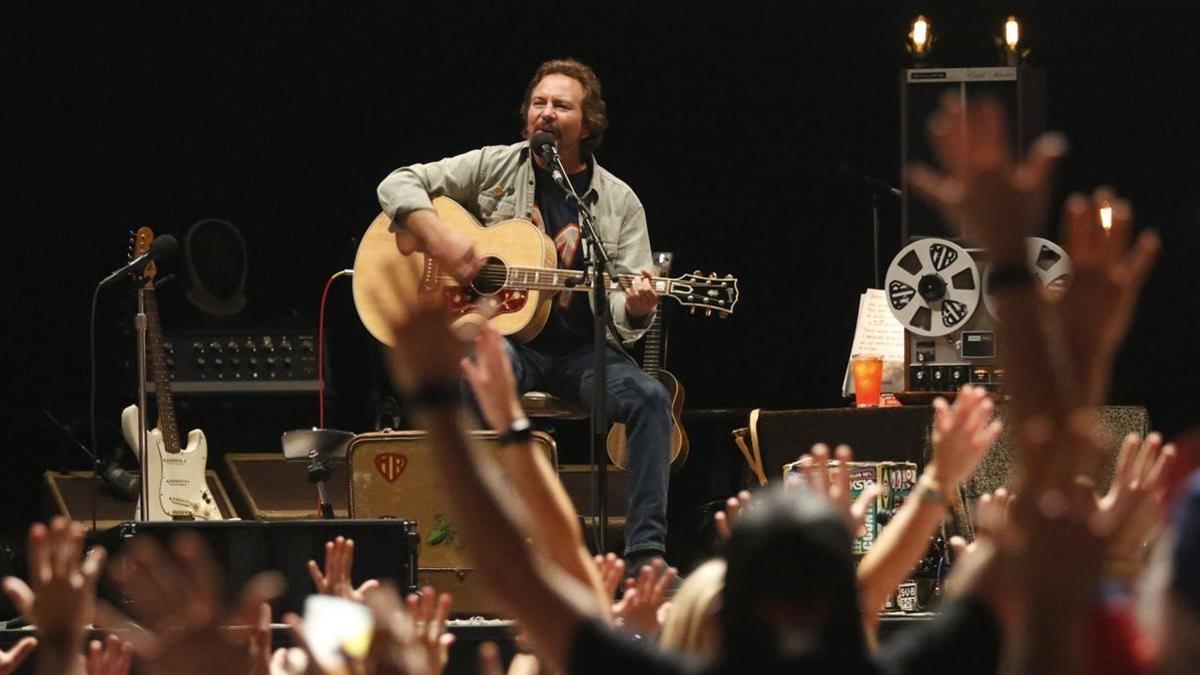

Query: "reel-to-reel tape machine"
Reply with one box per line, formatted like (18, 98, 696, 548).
(884, 237, 1071, 394)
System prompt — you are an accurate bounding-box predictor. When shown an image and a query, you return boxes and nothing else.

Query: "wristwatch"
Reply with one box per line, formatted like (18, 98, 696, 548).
(498, 417, 534, 446)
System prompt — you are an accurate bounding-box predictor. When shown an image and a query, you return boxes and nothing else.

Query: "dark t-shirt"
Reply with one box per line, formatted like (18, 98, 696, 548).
(524, 161, 596, 356)
(567, 597, 1002, 675)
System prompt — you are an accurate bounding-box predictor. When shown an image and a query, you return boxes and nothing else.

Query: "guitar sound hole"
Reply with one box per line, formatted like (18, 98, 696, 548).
(471, 256, 506, 295)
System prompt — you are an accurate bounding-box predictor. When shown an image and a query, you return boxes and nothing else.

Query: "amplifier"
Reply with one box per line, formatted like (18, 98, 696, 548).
(146, 331, 320, 395)
(44, 470, 238, 531)
(96, 519, 418, 616)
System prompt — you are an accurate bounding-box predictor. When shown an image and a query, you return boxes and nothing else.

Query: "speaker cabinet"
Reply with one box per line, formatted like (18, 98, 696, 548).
(223, 453, 350, 519)
(96, 519, 417, 616)
(43, 470, 237, 531)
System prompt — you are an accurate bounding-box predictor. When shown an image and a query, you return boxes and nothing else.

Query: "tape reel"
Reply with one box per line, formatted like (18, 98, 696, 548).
(981, 237, 1072, 317)
(885, 238, 981, 337)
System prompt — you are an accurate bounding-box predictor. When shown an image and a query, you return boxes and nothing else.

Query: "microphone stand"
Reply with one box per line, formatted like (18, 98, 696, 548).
(135, 288, 150, 521)
(546, 151, 619, 554)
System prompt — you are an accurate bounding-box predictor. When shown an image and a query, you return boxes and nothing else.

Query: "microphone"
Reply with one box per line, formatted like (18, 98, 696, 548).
(100, 234, 179, 288)
(101, 461, 141, 502)
(531, 132, 569, 189)
(531, 131, 558, 164)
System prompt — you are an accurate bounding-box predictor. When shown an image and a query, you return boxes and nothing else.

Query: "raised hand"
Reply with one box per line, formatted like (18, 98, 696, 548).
(247, 602, 272, 675)
(361, 584, 437, 675)
(99, 533, 284, 675)
(791, 444, 878, 537)
(307, 537, 381, 603)
(384, 294, 477, 392)
(713, 490, 752, 543)
(0, 637, 37, 675)
(460, 324, 526, 433)
(906, 95, 1067, 257)
(592, 553, 626, 604)
(929, 385, 1002, 488)
(86, 635, 133, 675)
(1057, 189, 1160, 406)
(1093, 432, 1176, 566)
(405, 586, 455, 675)
(2, 517, 106, 675)
(612, 558, 677, 637)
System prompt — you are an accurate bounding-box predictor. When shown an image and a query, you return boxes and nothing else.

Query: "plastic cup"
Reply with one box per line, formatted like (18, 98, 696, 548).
(851, 355, 884, 407)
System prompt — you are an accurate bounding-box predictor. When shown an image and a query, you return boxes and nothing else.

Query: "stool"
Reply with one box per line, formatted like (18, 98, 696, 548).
(520, 391, 626, 553)
(519, 391, 590, 420)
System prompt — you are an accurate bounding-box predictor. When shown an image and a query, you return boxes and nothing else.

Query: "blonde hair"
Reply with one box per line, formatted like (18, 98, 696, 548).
(659, 559, 727, 662)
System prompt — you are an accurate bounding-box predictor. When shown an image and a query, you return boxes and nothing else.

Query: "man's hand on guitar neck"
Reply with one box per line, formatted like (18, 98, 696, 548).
(624, 270, 659, 319)
(398, 208, 483, 286)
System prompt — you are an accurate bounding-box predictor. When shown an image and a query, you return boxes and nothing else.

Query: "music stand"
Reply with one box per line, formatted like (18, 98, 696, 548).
(281, 428, 354, 519)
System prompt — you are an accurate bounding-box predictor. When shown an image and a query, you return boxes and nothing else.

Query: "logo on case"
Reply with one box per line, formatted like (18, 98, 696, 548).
(374, 453, 408, 482)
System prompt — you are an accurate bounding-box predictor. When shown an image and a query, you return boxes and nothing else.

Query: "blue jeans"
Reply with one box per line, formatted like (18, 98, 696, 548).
(464, 339, 672, 557)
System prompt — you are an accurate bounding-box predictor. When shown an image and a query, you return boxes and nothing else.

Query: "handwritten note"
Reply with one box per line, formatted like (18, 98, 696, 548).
(842, 289, 906, 396)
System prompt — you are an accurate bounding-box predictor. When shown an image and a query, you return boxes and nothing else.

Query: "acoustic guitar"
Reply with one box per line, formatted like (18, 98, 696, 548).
(352, 197, 739, 346)
(607, 252, 688, 472)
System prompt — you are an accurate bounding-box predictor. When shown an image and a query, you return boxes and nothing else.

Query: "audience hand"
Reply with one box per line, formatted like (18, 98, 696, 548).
(0, 637, 37, 675)
(384, 295, 476, 392)
(99, 533, 283, 675)
(86, 635, 132, 675)
(1093, 432, 1176, 565)
(1057, 189, 1160, 406)
(612, 558, 676, 637)
(2, 517, 106, 675)
(713, 490, 752, 543)
(307, 537, 381, 603)
(592, 553, 625, 603)
(929, 385, 1002, 489)
(791, 444, 878, 537)
(404, 586, 455, 675)
(247, 602, 273, 675)
(361, 584, 438, 675)
(461, 324, 525, 433)
(906, 95, 1067, 257)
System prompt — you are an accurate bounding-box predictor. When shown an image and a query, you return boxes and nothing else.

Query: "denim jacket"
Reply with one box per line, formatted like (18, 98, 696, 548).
(377, 141, 655, 346)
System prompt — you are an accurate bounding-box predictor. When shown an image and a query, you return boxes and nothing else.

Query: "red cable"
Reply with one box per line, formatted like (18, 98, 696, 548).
(318, 270, 353, 429)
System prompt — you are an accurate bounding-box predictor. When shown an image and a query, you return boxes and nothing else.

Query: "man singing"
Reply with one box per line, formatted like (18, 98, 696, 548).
(376, 58, 672, 571)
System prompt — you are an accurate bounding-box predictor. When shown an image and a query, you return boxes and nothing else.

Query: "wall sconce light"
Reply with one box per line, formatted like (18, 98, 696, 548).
(999, 14, 1030, 66)
(908, 15, 933, 64)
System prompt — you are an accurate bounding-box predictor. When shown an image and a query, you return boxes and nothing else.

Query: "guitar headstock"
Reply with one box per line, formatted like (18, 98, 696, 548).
(130, 226, 157, 286)
(665, 271, 739, 317)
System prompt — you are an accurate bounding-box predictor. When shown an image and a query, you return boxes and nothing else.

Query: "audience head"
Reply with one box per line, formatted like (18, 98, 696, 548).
(718, 486, 866, 672)
(1171, 469, 1200, 616)
(659, 558, 726, 662)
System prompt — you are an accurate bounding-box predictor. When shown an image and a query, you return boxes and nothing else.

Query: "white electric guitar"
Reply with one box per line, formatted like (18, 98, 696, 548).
(120, 227, 221, 521)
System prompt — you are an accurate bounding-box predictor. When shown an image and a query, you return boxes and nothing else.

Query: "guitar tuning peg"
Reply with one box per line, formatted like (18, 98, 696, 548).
(692, 269, 701, 275)
(690, 308, 696, 315)
(725, 274, 733, 279)
(709, 272, 716, 278)
(706, 309, 713, 317)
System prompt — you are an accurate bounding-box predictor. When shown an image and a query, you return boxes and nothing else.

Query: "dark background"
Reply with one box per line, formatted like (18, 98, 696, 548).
(5, 2, 1200, 554)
